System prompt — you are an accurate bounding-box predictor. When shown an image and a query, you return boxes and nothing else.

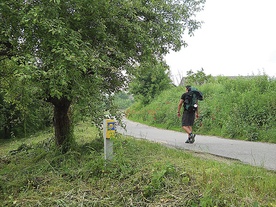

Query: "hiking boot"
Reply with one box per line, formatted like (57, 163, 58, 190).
(190, 134, 196, 143)
(185, 135, 193, 144)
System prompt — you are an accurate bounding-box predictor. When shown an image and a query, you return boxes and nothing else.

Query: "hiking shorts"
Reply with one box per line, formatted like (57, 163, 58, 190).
(182, 110, 195, 126)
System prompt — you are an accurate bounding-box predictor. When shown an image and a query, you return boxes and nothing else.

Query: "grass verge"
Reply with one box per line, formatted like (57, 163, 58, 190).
(0, 123, 275, 206)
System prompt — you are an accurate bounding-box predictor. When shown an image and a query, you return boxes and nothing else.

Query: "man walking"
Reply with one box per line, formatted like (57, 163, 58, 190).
(177, 85, 199, 143)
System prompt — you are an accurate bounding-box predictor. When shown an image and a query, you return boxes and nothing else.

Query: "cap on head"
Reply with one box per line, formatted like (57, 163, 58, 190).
(186, 85, 191, 91)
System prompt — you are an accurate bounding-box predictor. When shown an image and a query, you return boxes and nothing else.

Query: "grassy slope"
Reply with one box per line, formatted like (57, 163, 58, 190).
(127, 77, 276, 143)
(0, 123, 275, 207)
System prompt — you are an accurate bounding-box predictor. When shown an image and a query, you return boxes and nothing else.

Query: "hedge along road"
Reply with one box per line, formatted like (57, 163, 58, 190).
(116, 118, 276, 171)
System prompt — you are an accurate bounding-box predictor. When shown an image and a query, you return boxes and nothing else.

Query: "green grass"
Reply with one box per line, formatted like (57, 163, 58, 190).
(0, 123, 275, 206)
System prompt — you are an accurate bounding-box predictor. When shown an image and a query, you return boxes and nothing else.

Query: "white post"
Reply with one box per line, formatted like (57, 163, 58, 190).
(103, 119, 115, 161)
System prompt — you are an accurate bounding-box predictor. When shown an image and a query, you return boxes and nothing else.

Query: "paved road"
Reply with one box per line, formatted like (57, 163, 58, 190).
(117, 119, 276, 171)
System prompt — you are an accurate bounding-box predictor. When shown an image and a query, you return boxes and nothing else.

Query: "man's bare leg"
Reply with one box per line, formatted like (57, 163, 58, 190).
(182, 126, 192, 134)
(182, 126, 195, 143)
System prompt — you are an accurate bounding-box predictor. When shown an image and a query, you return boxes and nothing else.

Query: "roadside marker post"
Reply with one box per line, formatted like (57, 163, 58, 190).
(103, 119, 116, 161)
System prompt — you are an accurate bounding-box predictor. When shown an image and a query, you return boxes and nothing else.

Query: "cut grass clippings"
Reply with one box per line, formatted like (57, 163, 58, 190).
(0, 122, 275, 206)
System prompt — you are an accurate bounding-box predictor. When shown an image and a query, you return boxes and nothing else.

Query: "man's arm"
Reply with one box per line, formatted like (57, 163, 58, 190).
(177, 99, 184, 117)
(195, 100, 199, 118)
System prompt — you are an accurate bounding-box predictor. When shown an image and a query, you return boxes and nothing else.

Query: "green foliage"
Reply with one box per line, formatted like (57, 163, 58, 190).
(130, 60, 173, 105)
(128, 76, 276, 143)
(0, 123, 275, 206)
(0, 60, 52, 139)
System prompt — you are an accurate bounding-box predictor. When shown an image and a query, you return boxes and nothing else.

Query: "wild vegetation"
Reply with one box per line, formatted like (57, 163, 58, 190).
(0, 123, 275, 206)
(127, 75, 276, 143)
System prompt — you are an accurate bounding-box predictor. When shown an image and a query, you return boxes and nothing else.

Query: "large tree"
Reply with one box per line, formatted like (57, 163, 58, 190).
(0, 0, 205, 151)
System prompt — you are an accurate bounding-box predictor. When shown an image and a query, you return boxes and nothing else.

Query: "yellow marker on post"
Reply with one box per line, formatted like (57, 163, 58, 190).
(106, 119, 115, 139)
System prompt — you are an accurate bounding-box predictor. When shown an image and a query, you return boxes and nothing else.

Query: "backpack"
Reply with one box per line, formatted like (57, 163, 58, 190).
(184, 86, 203, 112)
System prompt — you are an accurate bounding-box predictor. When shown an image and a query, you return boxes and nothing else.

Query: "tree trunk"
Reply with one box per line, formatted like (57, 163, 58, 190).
(51, 97, 73, 152)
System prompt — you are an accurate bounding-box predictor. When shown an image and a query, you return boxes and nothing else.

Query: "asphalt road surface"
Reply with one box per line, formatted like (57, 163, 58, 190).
(117, 119, 276, 171)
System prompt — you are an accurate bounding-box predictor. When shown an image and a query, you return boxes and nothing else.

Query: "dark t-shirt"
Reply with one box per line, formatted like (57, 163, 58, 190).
(181, 92, 196, 113)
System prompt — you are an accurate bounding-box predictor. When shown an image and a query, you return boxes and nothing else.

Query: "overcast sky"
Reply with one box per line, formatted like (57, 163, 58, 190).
(165, 0, 276, 83)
